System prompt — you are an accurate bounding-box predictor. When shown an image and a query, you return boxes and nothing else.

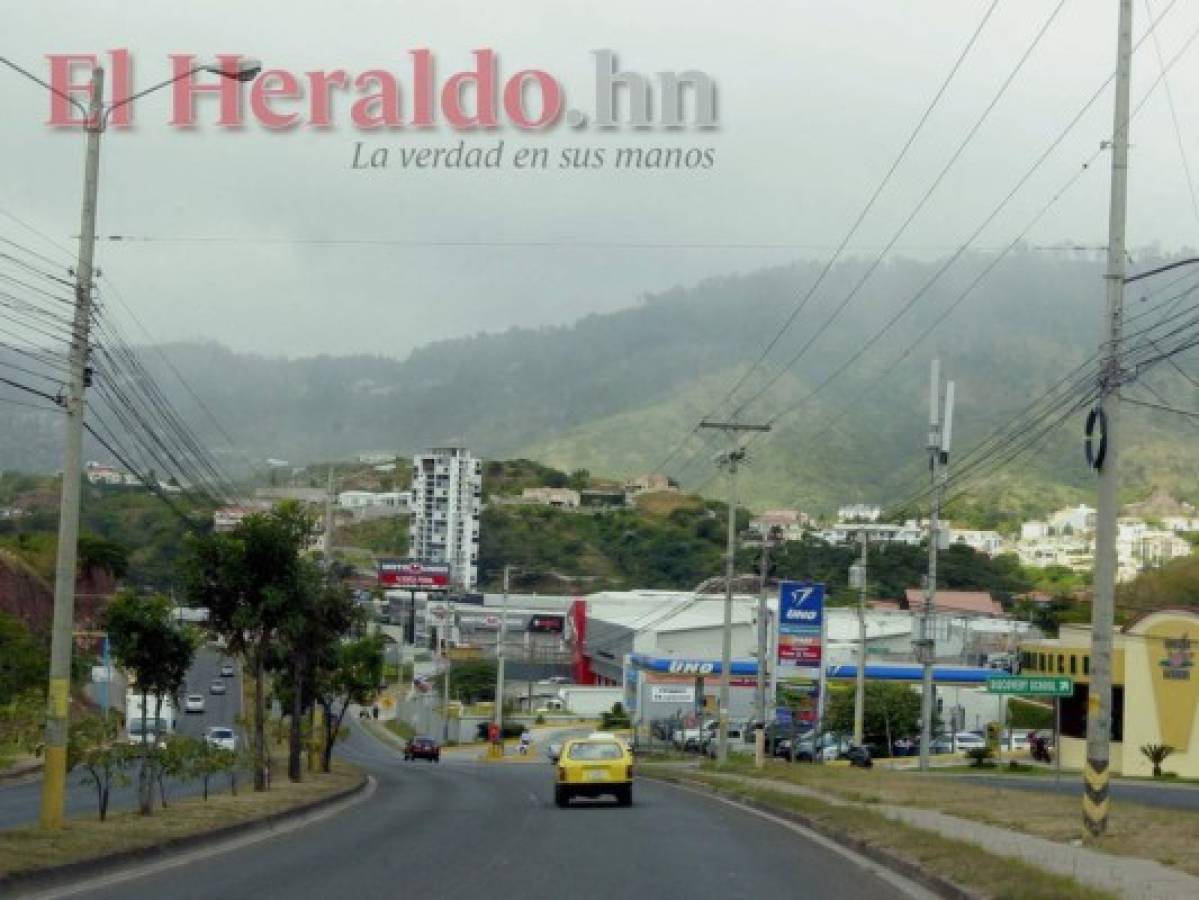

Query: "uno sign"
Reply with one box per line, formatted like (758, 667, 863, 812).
(667, 661, 715, 676)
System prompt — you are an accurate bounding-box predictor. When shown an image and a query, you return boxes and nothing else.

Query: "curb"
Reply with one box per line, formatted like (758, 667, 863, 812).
(0, 760, 44, 784)
(645, 773, 981, 900)
(1, 770, 369, 898)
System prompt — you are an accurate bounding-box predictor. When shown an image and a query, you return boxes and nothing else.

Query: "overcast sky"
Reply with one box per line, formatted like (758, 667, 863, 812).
(5, 0, 1199, 358)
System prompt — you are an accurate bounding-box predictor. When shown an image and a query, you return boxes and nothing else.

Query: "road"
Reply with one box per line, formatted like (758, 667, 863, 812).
(945, 772, 1199, 811)
(0, 646, 241, 830)
(55, 724, 926, 900)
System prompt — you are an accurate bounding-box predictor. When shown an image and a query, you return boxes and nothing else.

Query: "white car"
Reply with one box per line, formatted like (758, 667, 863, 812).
(184, 694, 206, 714)
(205, 726, 237, 751)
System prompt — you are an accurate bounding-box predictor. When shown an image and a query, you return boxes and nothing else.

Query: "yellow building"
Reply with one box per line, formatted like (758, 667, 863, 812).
(1021, 609, 1199, 777)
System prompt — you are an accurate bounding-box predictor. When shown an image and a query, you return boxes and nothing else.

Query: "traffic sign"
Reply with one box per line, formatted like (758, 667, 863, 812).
(985, 675, 1073, 696)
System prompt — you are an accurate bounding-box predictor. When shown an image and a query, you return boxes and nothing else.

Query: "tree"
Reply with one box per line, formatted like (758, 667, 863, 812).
(271, 565, 358, 782)
(314, 634, 384, 773)
(0, 612, 45, 704)
(190, 738, 228, 801)
(824, 682, 924, 751)
(179, 502, 314, 791)
(69, 711, 132, 822)
(104, 591, 196, 815)
(440, 658, 497, 705)
(1140, 743, 1175, 778)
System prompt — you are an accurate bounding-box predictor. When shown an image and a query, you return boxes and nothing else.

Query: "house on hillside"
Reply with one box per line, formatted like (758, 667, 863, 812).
(519, 487, 581, 508)
(748, 509, 810, 542)
(624, 474, 679, 495)
(948, 528, 1005, 556)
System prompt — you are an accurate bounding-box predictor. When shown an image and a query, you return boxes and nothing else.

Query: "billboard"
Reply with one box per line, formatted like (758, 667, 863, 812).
(377, 558, 450, 589)
(777, 581, 824, 678)
(528, 614, 565, 633)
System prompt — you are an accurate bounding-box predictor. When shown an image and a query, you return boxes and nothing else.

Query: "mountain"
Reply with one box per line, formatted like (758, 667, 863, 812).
(3, 247, 1198, 516)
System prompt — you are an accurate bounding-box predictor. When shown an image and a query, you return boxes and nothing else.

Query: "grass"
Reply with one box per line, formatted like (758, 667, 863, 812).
(681, 774, 1114, 900)
(0, 762, 363, 878)
(706, 758, 1199, 878)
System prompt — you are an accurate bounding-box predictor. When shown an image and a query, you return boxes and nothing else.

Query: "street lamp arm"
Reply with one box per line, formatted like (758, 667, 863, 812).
(0, 56, 88, 118)
(1123, 257, 1199, 285)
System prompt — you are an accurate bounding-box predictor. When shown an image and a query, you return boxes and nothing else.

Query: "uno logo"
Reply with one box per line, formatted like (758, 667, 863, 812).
(668, 661, 715, 675)
(785, 608, 818, 621)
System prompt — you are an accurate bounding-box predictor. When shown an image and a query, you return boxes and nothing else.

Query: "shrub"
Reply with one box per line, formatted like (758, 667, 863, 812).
(966, 746, 996, 768)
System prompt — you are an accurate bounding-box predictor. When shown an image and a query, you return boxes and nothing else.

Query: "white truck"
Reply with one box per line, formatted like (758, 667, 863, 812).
(125, 689, 177, 745)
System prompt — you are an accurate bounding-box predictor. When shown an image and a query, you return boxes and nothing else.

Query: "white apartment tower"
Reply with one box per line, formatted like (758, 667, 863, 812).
(408, 446, 482, 590)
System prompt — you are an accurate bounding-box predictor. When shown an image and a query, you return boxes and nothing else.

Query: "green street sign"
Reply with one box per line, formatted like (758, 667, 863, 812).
(985, 675, 1073, 696)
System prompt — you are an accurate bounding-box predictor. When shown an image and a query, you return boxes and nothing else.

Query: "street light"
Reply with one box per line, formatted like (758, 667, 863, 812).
(0, 55, 259, 829)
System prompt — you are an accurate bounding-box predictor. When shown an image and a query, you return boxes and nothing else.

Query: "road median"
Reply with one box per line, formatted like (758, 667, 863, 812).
(0, 763, 368, 897)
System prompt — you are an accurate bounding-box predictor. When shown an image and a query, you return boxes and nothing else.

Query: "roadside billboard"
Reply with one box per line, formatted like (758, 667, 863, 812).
(377, 558, 450, 589)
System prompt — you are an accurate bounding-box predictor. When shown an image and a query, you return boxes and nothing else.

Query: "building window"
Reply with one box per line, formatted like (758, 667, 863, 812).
(1057, 654, 1065, 674)
(1070, 655, 1077, 675)
(1083, 656, 1090, 676)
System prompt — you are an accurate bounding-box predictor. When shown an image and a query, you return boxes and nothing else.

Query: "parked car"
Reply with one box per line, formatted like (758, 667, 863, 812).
(219, 662, 236, 678)
(554, 735, 634, 807)
(931, 732, 986, 754)
(405, 736, 441, 762)
(184, 693, 206, 714)
(839, 745, 873, 768)
(205, 726, 237, 751)
(209, 679, 227, 695)
(702, 726, 745, 758)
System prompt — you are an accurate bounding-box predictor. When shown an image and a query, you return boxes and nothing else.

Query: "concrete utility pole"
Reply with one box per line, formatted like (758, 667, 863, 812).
(41, 69, 103, 829)
(850, 532, 868, 747)
(699, 419, 771, 764)
(324, 466, 335, 559)
(491, 565, 511, 756)
(1085, 0, 1133, 839)
(754, 529, 774, 728)
(918, 361, 954, 772)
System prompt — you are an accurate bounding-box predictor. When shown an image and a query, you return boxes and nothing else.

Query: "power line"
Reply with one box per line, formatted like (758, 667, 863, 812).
(729, 0, 1070, 420)
(649, 1, 1005, 479)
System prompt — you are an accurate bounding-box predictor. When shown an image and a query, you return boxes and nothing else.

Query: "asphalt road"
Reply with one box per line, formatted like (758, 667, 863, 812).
(946, 772, 1199, 811)
(60, 724, 922, 900)
(0, 646, 241, 830)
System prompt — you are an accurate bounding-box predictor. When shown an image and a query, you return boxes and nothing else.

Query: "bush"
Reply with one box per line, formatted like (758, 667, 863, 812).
(600, 702, 631, 731)
(967, 746, 996, 768)
(534, 714, 545, 725)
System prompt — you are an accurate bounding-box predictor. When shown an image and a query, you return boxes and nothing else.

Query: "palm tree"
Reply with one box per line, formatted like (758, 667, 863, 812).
(1140, 743, 1175, 778)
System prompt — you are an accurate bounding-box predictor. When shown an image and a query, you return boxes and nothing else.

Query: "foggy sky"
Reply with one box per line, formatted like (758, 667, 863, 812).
(5, 0, 1199, 358)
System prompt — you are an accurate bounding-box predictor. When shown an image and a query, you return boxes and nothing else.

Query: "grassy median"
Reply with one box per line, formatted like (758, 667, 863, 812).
(698, 758, 1199, 879)
(672, 773, 1114, 900)
(0, 761, 363, 878)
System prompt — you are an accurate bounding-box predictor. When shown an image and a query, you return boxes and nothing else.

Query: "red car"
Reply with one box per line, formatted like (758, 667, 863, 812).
(405, 736, 441, 762)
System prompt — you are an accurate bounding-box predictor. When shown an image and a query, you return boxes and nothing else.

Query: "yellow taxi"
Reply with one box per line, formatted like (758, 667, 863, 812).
(554, 734, 634, 807)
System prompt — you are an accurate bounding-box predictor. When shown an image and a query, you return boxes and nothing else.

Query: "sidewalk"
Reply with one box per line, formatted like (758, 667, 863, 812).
(691, 771, 1198, 900)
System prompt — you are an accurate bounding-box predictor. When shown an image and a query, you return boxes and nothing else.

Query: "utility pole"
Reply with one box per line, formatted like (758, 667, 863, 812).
(699, 419, 771, 764)
(323, 465, 335, 561)
(1085, 0, 1133, 839)
(849, 532, 868, 747)
(492, 564, 511, 757)
(918, 361, 954, 772)
(754, 528, 774, 727)
(41, 68, 103, 829)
